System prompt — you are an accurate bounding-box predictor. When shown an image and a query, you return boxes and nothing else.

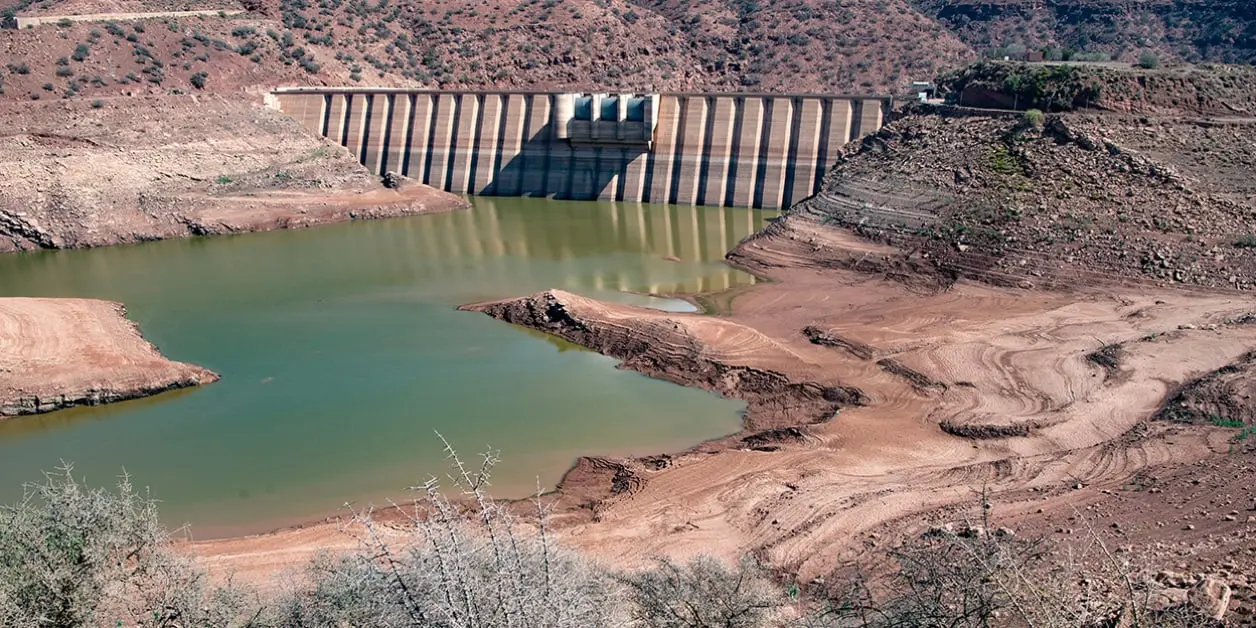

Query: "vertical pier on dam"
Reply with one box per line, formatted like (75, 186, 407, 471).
(270, 88, 892, 210)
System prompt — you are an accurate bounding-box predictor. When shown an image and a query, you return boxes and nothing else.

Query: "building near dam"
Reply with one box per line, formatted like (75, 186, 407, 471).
(269, 89, 891, 209)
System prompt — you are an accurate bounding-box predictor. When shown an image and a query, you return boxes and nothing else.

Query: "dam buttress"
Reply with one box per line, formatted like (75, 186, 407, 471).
(269, 89, 890, 210)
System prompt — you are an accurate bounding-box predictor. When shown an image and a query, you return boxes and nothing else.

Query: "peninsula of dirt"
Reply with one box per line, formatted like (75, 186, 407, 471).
(0, 96, 469, 253)
(0, 297, 218, 416)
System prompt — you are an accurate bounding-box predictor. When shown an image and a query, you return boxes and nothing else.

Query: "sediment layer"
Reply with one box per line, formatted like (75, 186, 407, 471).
(461, 290, 865, 430)
(0, 298, 219, 416)
(456, 210, 1256, 579)
(0, 96, 469, 253)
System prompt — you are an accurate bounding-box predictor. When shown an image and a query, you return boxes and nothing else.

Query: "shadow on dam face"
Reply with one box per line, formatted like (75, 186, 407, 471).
(269, 89, 891, 210)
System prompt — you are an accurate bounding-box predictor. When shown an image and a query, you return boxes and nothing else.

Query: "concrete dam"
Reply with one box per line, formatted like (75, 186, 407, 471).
(269, 88, 891, 209)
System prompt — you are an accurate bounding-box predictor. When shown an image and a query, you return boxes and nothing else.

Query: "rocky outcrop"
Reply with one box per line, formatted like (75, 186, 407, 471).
(794, 110, 1256, 291)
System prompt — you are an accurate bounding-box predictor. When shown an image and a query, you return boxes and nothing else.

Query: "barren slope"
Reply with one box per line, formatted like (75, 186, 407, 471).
(0, 0, 973, 101)
(0, 96, 468, 251)
(794, 109, 1256, 291)
(454, 214, 1256, 584)
(911, 0, 1256, 65)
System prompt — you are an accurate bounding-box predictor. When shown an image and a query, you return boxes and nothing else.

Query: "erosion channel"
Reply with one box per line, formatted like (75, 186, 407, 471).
(0, 197, 775, 537)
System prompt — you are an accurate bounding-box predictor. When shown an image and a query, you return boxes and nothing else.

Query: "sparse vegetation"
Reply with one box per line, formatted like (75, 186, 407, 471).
(0, 455, 1228, 628)
(0, 466, 255, 627)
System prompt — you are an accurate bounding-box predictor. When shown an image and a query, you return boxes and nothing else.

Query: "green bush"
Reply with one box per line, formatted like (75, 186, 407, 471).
(1137, 51, 1160, 69)
(1234, 234, 1256, 248)
(190, 71, 208, 89)
(1022, 108, 1044, 128)
(71, 43, 90, 61)
(0, 466, 255, 627)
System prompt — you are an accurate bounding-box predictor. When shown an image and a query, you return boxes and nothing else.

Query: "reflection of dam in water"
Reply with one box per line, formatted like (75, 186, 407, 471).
(356, 198, 777, 296)
(0, 198, 767, 534)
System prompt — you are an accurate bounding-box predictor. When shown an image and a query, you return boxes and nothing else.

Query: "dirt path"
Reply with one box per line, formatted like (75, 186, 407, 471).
(192, 211, 1256, 586)
(0, 298, 218, 416)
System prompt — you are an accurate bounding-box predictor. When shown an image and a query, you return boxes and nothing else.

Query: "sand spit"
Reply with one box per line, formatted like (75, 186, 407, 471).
(0, 298, 218, 416)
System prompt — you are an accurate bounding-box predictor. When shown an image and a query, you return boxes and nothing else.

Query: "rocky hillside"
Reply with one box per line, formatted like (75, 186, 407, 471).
(939, 61, 1256, 116)
(0, 96, 467, 251)
(2, 0, 1253, 102)
(0, 0, 972, 102)
(911, 0, 1256, 65)
(793, 107, 1256, 291)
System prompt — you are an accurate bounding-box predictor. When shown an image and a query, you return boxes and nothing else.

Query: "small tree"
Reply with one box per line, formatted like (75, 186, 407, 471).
(1137, 51, 1160, 69)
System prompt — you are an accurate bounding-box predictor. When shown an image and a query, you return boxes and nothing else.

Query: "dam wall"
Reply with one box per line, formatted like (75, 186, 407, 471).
(270, 88, 891, 209)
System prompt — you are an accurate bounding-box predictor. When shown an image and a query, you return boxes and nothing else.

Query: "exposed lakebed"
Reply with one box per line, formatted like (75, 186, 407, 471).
(0, 198, 774, 537)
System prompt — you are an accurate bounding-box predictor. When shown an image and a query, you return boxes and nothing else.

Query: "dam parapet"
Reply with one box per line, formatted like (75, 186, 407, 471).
(269, 88, 889, 209)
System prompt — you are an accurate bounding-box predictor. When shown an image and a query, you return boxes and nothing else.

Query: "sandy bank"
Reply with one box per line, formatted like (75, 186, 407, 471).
(0, 298, 218, 416)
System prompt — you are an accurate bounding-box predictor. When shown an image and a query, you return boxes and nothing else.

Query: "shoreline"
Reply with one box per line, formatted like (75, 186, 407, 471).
(192, 211, 1256, 583)
(1, 183, 471, 255)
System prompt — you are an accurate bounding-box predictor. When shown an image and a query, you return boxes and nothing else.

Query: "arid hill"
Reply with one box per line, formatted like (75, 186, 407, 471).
(0, 96, 468, 251)
(911, 0, 1256, 65)
(0, 0, 972, 102)
(792, 103, 1256, 292)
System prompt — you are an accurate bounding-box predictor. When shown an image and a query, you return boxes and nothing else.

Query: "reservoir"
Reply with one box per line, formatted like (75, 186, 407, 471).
(0, 198, 773, 537)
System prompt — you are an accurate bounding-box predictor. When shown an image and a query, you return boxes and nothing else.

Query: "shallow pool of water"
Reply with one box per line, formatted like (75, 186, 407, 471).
(0, 198, 774, 537)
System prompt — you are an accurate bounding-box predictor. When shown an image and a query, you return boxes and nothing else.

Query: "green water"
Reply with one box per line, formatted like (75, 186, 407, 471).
(0, 198, 773, 537)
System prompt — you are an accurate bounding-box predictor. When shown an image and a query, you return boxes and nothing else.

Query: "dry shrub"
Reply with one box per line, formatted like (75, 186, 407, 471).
(276, 435, 623, 628)
(0, 464, 263, 628)
(618, 555, 782, 628)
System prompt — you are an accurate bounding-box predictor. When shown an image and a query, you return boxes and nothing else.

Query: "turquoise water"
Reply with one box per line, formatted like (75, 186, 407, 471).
(0, 198, 774, 537)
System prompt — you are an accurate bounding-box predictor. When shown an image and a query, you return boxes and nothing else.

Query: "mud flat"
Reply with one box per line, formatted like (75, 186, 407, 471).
(459, 213, 1256, 578)
(0, 298, 218, 416)
(193, 210, 1256, 586)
